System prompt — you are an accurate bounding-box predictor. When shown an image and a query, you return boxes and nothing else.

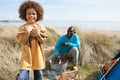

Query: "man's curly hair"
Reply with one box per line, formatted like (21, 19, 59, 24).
(19, 1, 44, 21)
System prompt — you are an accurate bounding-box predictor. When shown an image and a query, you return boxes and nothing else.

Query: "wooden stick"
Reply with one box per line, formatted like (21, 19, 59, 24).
(56, 70, 80, 80)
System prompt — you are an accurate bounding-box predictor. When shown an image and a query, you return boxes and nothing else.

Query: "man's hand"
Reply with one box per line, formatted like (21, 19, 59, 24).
(57, 55, 61, 60)
(57, 55, 62, 64)
(61, 42, 68, 46)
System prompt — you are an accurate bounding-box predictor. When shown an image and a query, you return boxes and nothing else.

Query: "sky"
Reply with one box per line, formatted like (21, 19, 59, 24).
(0, 0, 120, 22)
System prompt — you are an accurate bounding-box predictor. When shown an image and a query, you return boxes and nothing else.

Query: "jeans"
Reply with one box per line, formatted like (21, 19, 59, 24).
(16, 69, 43, 80)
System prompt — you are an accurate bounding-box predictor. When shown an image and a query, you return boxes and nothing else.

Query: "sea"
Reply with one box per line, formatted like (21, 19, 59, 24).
(0, 20, 120, 30)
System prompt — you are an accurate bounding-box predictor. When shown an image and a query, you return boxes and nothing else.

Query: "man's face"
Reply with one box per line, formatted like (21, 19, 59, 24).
(67, 27, 75, 38)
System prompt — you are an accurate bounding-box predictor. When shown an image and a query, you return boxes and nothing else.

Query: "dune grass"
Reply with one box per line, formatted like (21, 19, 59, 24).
(0, 26, 120, 80)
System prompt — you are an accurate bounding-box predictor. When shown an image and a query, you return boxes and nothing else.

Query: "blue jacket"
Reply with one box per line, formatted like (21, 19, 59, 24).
(55, 33, 80, 56)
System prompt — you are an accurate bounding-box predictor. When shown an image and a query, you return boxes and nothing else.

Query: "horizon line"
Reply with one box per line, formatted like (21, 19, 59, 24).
(1, 20, 120, 23)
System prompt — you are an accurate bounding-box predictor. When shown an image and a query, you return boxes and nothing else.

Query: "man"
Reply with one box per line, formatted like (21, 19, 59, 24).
(48, 26, 80, 70)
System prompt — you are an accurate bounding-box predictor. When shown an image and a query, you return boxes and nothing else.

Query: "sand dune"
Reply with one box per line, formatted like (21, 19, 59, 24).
(0, 26, 120, 80)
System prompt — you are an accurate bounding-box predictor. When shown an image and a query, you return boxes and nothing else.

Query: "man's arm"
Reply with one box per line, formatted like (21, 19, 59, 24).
(55, 36, 62, 56)
(68, 34, 80, 48)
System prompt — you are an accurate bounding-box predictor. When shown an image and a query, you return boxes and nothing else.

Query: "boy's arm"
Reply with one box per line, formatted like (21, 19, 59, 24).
(16, 26, 25, 43)
(32, 28, 44, 44)
(16, 25, 33, 45)
(37, 24, 47, 43)
(21, 31, 30, 45)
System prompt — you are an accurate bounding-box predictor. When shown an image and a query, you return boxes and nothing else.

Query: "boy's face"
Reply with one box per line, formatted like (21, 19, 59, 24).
(26, 8, 37, 24)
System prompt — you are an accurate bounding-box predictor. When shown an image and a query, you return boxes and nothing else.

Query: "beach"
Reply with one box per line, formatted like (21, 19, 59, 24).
(0, 25, 120, 80)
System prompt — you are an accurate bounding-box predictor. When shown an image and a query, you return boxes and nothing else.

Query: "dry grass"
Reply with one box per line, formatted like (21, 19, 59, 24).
(78, 29, 120, 64)
(76, 28, 120, 80)
(0, 26, 21, 80)
(0, 25, 120, 80)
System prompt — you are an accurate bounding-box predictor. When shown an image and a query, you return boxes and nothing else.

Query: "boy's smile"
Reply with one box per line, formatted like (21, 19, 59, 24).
(26, 8, 37, 24)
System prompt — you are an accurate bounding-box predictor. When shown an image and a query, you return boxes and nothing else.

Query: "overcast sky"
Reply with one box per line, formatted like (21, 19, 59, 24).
(0, 0, 120, 21)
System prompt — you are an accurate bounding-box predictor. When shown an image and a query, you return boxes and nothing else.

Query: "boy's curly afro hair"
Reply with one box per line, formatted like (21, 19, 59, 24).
(19, 1, 44, 21)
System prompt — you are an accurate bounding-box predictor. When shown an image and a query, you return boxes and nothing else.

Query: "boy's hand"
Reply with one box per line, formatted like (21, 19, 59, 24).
(21, 26, 33, 45)
(32, 28, 40, 36)
(26, 26, 33, 33)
